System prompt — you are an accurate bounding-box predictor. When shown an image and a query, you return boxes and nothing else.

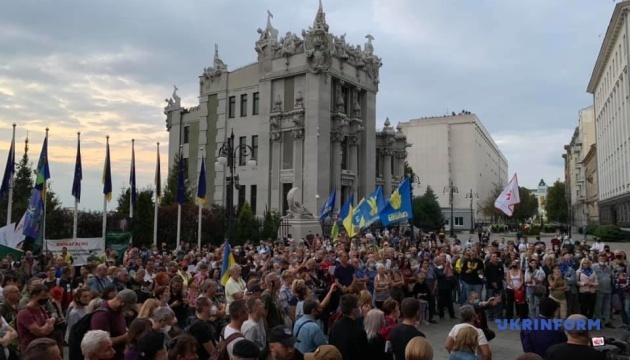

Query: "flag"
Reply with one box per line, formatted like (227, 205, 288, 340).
(220, 240, 236, 286)
(130, 141, 137, 205)
(196, 158, 207, 205)
(347, 197, 368, 238)
(177, 150, 186, 204)
(319, 189, 336, 221)
(155, 144, 162, 202)
(23, 188, 44, 239)
(331, 221, 340, 241)
(379, 178, 413, 226)
(338, 194, 354, 222)
(495, 174, 521, 217)
(71, 135, 82, 202)
(35, 134, 50, 191)
(0, 136, 15, 200)
(358, 186, 385, 228)
(102, 139, 112, 202)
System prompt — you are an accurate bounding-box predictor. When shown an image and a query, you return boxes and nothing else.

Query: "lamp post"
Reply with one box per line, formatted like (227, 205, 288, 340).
(466, 189, 478, 233)
(402, 174, 420, 240)
(443, 180, 459, 237)
(215, 129, 257, 243)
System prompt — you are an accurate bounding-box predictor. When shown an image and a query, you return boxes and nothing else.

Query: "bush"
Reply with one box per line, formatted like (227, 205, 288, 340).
(594, 225, 624, 242)
(525, 226, 541, 236)
(586, 224, 598, 235)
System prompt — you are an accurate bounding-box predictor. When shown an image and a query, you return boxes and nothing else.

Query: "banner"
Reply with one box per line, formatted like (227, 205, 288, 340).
(0, 245, 23, 261)
(0, 215, 26, 249)
(106, 232, 131, 265)
(45, 238, 104, 266)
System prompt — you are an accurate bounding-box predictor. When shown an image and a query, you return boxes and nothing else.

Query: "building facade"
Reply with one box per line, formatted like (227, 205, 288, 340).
(398, 113, 508, 232)
(584, 143, 599, 224)
(163, 4, 409, 217)
(587, 2, 630, 227)
(531, 179, 548, 218)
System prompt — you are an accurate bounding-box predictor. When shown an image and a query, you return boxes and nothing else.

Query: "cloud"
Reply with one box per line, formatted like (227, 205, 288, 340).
(0, 0, 616, 211)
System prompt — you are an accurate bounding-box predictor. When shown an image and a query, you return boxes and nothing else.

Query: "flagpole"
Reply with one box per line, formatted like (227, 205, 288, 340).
(177, 203, 182, 250)
(73, 132, 80, 240)
(130, 139, 134, 220)
(6, 123, 16, 226)
(102, 135, 108, 243)
(176, 145, 183, 251)
(42, 128, 49, 253)
(153, 142, 159, 247)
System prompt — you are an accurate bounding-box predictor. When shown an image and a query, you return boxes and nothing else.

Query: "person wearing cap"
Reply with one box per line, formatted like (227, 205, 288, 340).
(232, 339, 261, 360)
(90, 289, 137, 360)
(261, 325, 298, 360)
(303, 345, 342, 360)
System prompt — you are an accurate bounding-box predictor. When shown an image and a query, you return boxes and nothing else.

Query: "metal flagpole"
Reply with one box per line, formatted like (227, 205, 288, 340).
(176, 203, 182, 250)
(6, 123, 16, 226)
(42, 128, 49, 253)
(130, 139, 134, 220)
(102, 136, 109, 244)
(153, 142, 160, 247)
(73, 132, 80, 240)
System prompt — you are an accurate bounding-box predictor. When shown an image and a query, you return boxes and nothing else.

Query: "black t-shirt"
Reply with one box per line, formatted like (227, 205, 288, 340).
(334, 263, 355, 287)
(188, 318, 216, 360)
(546, 342, 606, 360)
(390, 323, 425, 360)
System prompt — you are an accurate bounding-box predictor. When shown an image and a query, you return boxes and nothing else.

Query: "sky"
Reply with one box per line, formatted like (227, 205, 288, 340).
(0, 0, 616, 212)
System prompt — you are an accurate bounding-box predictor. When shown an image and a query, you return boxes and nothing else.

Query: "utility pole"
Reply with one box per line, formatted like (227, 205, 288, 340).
(466, 189, 478, 233)
(443, 180, 459, 237)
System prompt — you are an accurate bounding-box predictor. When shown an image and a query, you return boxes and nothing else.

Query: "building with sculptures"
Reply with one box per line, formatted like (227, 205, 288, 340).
(164, 1, 409, 218)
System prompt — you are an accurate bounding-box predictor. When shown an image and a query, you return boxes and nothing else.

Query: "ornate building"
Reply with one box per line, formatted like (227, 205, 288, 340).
(164, 2, 409, 217)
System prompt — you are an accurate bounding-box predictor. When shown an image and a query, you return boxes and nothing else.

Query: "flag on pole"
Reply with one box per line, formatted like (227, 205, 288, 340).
(347, 197, 367, 238)
(102, 138, 112, 202)
(379, 178, 413, 226)
(319, 189, 336, 221)
(220, 240, 236, 286)
(177, 150, 185, 204)
(196, 158, 207, 205)
(0, 135, 15, 200)
(23, 188, 44, 239)
(331, 220, 340, 241)
(71, 134, 82, 202)
(35, 134, 50, 191)
(365, 186, 385, 226)
(155, 144, 162, 202)
(130, 140, 137, 205)
(494, 174, 520, 217)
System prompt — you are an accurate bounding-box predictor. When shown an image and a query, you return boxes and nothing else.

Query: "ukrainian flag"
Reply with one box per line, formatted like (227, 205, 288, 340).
(346, 197, 367, 238)
(220, 240, 236, 286)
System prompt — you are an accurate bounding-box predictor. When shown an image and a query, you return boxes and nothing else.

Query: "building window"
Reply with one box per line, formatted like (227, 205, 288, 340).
(251, 135, 258, 161)
(183, 158, 189, 181)
(252, 92, 260, 115)
(455, 217, 464, 226)
(228, 96, 236, 118)
(282, 183, 293, 216)
(238, 185, 246, 211)
(341, 138, 348, 170)
(183, 126, 189, 144)
(240, 94, 247, 117)
(250, 185, 257, 214)
(282, 132, 293, 169)
(239, 136, 246, 166)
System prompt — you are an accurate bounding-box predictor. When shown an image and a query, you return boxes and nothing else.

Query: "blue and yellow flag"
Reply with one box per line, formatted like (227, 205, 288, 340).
(0, 134, 15, 200)
(102, 137, 112, 202)
(379, 178, 413, 226)
(196, 158, 207, 205)
(220, 240, 236, 286)
(349, 197, 368, 238)
(338, 194, 353, 221)
(71, 134, 82, 202)
(35, 134, 50, 191)
(331, 221, 340, 241)
(363, 186, 386, 227)
(319, 189, 336, 221)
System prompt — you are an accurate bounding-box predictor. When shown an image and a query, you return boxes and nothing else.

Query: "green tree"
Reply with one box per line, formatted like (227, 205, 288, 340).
(261, 206, 282, 241)
(479, 187, 504, 223)
(161, 155, 192, 206)
(11, 149, 34, 224)
(116, 187, 156, 247)
(545, 181, 568, 223)
(43, 186, 70, 239)
(236, 202, 256, 245)
(513, 187, 538, 221)
(403, 161, 416, 179)
(412, 186, 445, 232)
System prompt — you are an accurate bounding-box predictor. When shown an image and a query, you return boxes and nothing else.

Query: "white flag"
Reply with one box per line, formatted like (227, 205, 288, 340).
(494, 174, 521, 217)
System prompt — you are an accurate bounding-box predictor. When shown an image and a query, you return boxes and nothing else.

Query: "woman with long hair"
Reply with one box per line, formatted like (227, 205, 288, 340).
(576, 258, 598, 318)
(373, 264, 390, 309)
(124, 318, 152, 360)
(64, 287, 90, 343)
(167, 276, 188, 328)
(548, 265, 568, 318)
(138, 299, 161, 319)
(405, 337, 434, 360)
(364, 309, 389, 360)
(505, 259, 527, 320)
(448, 326, 480, 360)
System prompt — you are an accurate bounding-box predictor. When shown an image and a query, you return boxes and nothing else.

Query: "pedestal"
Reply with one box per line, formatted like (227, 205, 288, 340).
(280, 218, 322, 241)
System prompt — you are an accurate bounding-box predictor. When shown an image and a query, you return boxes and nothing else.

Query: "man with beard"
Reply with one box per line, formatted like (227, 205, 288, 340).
(90, 289, 137, 360)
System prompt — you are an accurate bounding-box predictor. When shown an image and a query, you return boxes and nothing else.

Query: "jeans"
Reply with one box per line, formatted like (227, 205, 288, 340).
(595, 291, 612, 324)
(463, 282, 483, 303)
(527, 287, 540, 319)
(579, 292, 596, 319)
(623, 292, 630, 325)
(485, 287, 502, 320)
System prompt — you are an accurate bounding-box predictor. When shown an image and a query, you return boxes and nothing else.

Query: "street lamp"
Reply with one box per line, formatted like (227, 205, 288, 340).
(466, 189, 479, 234)
(215, 129, 257, 243)
(402, 174, 420, 240)
(443, 180, 459, 237)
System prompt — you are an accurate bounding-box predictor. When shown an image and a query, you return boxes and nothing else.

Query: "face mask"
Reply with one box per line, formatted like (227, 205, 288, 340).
(437, 265, 444, 269)
(37, 298, 48, 305)
(162, 325, 172, 333)
(163, 297, 170, 303)
(472, 299, 480, 305)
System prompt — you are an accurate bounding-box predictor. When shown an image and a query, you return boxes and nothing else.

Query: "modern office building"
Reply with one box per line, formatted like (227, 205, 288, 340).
(586, 1, 630, 227)
(163, 3, 409, 217)
(398, 112, 508, 232)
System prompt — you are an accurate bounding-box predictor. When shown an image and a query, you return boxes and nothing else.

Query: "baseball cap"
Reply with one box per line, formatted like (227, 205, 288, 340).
(117, 289, 138, 307)
(247, 284, 263, 295)
(304, 345, 342, 360)
(268, 325, 297, 347)
(232, 339, 261, 358)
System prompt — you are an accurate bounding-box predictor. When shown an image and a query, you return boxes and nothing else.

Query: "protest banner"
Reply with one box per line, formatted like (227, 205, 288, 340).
(45, 238, 104, 266)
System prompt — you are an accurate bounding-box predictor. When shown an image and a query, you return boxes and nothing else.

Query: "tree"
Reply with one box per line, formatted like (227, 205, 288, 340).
(116, 187, 156, 247)
(161, 155, 192, 206)
(43, 186, 69, 239)
(479, 187, 504, 223)
(403, 161, 416, 179)
(261, 206, 282, 241)
(512, 187, 538, 222)
(545, 181, 568, 223)
(412, 186, 445, 232)
(236, 202, 257, 245)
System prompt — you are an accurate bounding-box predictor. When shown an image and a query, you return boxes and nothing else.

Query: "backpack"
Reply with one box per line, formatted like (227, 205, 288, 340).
(68, 308, 111, 360)
(216, 328, 244, 360)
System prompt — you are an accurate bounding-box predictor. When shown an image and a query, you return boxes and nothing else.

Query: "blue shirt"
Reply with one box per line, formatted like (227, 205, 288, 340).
(293, 315, 327, 354)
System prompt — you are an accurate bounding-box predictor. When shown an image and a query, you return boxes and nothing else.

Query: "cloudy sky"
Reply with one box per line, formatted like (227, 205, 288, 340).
(0, 0, 615, 212)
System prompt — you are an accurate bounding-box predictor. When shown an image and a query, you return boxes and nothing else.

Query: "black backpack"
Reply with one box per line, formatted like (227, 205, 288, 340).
(68, 307, 111, 360)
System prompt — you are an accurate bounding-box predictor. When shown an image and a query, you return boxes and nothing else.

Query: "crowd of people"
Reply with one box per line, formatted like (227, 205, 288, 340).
(0, 227, 624, 360)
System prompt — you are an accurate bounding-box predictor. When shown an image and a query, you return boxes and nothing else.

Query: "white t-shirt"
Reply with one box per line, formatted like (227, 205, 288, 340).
(223, 324, 244, 358)
(448, 323, 488, 346)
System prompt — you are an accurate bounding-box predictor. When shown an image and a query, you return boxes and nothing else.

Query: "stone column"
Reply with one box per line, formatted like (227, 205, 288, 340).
(270, 131, 282, 211)
(292, 128, 304, 200)
(383, 148, 394, 194)
(348, 134, 360, 199)
(331, 130, 344, 208)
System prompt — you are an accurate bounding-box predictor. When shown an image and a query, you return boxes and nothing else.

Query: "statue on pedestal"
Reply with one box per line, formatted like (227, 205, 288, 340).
(284, 187, 315, 219)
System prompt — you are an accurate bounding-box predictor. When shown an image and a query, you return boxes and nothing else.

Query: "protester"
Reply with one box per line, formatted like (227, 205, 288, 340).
(81, 330, 116, 360)
(545, 314, 606, 360)
(520, 298, 567, 358)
